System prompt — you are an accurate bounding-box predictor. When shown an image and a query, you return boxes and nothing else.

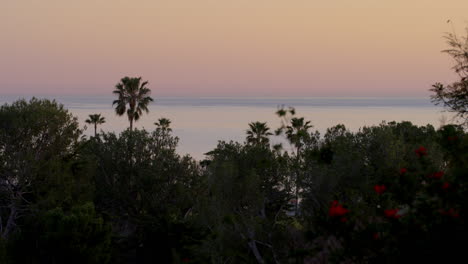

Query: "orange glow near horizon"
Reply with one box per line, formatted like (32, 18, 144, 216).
(1, 0, 467, 97)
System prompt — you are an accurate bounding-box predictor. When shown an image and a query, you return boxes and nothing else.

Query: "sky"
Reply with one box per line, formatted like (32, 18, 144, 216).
(0, 0, 467, 97)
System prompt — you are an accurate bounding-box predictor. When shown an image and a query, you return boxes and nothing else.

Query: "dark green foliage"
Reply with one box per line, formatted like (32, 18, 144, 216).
(306, 124, 467, 263)
(301, 121, 442, 216)
(198, 141, 294, 263)
(0, 98, 81, 239)
(8, 203, 111, 264)
(82, 125, 202, 263)
(0, 99, 112, 263)
(0, 97, 467, 263)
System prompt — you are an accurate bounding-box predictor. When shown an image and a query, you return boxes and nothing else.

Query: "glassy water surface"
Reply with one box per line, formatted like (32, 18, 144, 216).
(1, 96, 451, 160)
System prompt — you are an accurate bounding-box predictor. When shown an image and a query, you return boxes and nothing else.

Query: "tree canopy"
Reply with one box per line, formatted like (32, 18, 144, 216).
(86, 113, 106, 136)
(113, 77, 154, 131)
(431, 26, 468, 126)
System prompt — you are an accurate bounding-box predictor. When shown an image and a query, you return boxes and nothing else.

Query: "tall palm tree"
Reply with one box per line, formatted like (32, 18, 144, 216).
(285, 117, 312, 216)
(285, 117, 312, 154)
(112, 77, 154, 131)
(246, 121, 272, 146)
(85, 114, 106, 137)
(275, 108, 314, 216)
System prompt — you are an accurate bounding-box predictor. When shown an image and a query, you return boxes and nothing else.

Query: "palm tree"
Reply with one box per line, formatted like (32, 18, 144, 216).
(285, 117, 312, 154)
(246, 121, 272, 146)
(112, 77, 154, 131)
(85, 114, 106, 137)
(284, 117, 312, 216)
(275, 108, 314, 216)
(154, 118, 172, 132)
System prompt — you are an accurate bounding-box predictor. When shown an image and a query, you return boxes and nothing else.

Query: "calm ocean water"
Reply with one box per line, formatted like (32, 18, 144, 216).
(1, 96, 451, 160)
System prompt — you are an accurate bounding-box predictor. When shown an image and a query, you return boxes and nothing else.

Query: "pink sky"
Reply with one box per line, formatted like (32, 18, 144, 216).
(1, 0, 467, 97)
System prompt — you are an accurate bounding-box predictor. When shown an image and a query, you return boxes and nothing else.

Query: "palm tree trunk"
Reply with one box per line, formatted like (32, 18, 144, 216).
(130, 118, 133, 131)
(94, 124, 97, 137)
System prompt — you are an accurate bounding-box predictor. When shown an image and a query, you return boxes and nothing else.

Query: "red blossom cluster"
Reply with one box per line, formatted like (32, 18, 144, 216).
(440, 208, 460, 218)
(329, 200, 349, 218)
(384, 209, 401, 219)
(442, 182, 451, 190)
(415, 146, 428, 157)
(374, 185, 386, 195)
(429, 171, 444, 179)
(328, 140, 465, 253)
(372, 232, 380, 240)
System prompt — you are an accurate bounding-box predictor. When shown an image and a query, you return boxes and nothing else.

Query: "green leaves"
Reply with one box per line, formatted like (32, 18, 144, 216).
(0, 98, 82, 238)
(10, 203, 111, 264)
(316, 123, 468, 263)
(82, 127, 202, 263)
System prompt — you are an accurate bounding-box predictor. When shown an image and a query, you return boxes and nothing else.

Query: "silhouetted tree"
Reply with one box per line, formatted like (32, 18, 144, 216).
(246, 121, 272, 146)
(431, 26, 468, 126)
(285, 117, 313, 155)
(86, 113, 106, 136)
(84, 126, 201, 263)
(154, 117, 172, 132)
(113, 77, 154, 131)
(0, 98, 81, 239)
(199, 141, 293, 263)
(275, 108, 313, 216)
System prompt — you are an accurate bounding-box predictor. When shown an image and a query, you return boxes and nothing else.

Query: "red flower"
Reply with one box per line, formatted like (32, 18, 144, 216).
(415, 146, 427, 157)
(374, 185, 387, 195)
(429, 171, 444, 179)
(439, 209, 449, 216)
(373, 232, 380, 240)
(448, 136, 458, 141)
(448, 208, 460, 218)
(442, 182, 450, 190)
(182, 258, 190, 263)
(329, 200, 349, 217)
(340, 217, 348, 223)
(399, 168, 407, 174)
(441, 208, 460, 218)
(384, 209, 401, 219)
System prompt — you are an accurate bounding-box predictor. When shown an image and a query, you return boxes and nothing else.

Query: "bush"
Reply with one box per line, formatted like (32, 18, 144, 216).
(320, 125, 467, 262)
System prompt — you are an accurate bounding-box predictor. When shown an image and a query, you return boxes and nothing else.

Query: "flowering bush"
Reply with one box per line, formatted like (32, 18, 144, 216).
(414, 146, 428, 157)
(328, 201, 349, 225)
(383, 209, 401, 219)
(373, 185, 387, 195)
(321, 124, 467, 262)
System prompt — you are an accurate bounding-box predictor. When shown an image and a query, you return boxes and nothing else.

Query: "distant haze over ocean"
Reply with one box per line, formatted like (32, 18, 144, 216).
(0, 96, 450, 160)
(1, 96, 438, 108)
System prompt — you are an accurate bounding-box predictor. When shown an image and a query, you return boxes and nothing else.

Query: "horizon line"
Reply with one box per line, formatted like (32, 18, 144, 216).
(0, 94, 433, 100)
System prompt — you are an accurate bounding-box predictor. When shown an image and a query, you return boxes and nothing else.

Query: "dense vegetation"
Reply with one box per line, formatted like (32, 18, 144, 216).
(0, 30, 467, 263)
(0, 97, 466, 263)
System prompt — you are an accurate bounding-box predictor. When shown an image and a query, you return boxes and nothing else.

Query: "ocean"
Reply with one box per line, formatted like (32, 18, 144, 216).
(0, 96, 451, 160)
